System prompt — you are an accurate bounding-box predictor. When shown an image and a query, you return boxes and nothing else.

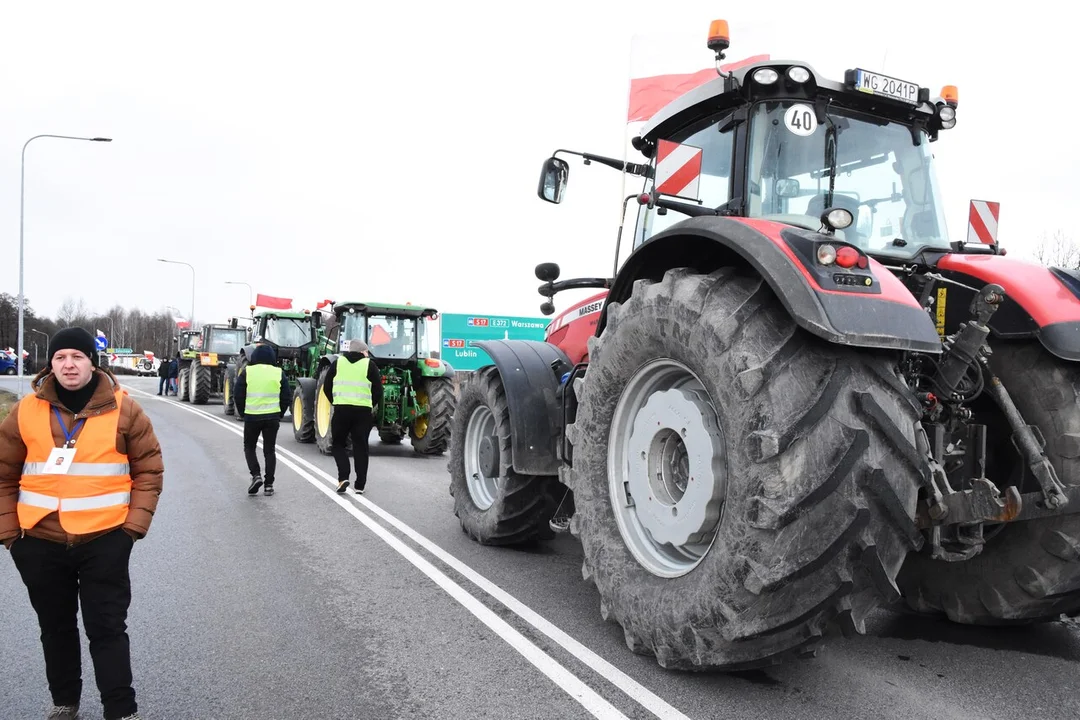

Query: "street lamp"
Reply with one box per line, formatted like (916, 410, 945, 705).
(158, 259, 195, 327)
(18, 134, 112, 393)
(28, 328, 49, 369)
(225, 281, 253, 307)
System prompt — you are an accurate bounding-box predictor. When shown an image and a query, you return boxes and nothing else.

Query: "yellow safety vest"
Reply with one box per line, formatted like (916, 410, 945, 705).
(244, 364, 282, 415)
(17, 390, 133, 534)
(333, 357, 372, 407)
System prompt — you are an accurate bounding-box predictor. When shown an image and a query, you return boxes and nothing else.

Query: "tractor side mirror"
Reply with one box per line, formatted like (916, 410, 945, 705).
(538, 157, 569, 204)
(535, 262, 561, 282)
(775, 178, 801, 198)
(312, 312, 322, 329)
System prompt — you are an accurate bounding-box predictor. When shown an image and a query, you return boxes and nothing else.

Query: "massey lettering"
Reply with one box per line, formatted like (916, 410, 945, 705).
(577, 302, 603, 317)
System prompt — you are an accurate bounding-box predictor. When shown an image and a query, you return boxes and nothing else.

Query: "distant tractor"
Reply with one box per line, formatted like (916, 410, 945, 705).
(291, 301, 456, 456)
(175, 322, 248, 405)
(224, 310, 321, 418)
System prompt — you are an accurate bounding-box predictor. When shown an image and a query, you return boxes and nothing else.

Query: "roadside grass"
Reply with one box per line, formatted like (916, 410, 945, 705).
(0, 389, 17, 423)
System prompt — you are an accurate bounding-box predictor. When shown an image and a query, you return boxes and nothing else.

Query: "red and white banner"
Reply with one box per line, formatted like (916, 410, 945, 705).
(255, 293, 293, 310)
(966, 200, 1000, 245)
(627, 54, 769, 124)
(655, 139, 703, 199)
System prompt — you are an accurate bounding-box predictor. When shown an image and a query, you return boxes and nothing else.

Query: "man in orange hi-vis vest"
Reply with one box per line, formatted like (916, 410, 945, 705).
(0, 327, 163, 720)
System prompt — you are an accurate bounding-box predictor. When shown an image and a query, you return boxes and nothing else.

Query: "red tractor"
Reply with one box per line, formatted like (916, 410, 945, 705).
(447, 20, 1080, 672)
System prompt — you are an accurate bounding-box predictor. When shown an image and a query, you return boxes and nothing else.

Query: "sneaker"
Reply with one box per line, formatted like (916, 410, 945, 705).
(264, 484, 274, 496)
(356, 487, 365, 495)
(46, 706, 79, 720)
(336, 480, 350, 493)
(116, 714, 143, 720)
(248, 475, 263, 495)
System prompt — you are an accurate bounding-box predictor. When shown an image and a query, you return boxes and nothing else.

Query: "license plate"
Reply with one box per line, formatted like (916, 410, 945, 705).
(853, 69, 919, 105)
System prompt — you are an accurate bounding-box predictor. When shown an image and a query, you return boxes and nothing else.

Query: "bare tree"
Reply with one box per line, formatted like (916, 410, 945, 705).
(1032, 230, 1080, 270)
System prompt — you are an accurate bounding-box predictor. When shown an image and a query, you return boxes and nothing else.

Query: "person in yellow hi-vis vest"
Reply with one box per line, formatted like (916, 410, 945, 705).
(234, 343, 291, 496)
(0, 326, 163, 720)
(323, 339, 383, 494)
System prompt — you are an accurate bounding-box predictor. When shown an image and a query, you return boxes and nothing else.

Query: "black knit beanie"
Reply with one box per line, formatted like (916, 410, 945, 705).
(48, 327, 99, 366)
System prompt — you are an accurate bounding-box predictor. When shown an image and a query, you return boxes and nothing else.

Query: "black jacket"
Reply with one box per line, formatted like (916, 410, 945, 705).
(322, 352, 383, 407)
(235, 344, 291, 419)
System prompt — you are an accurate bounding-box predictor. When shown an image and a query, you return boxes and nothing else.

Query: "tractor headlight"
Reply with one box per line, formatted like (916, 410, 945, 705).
(753, 68, 779, 85)
(938, 104, 956, 129)
(787, 66, 810, 83)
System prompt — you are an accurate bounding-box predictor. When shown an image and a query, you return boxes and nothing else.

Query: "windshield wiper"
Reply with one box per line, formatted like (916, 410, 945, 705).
(823, 115, 838, 209)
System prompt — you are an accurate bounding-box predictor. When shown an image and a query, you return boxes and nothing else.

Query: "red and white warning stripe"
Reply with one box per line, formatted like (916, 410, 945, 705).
(966, 199, 1000, 245)
(655, 139, 703, 200)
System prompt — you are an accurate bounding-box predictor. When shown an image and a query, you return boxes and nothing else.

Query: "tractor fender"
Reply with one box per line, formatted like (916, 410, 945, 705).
(473, 339, 571, 476)
(603, 216, 942, 354)
(937, 254, 1080, 361)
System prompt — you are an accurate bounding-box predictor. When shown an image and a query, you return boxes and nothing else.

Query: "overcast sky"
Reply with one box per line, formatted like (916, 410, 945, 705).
(1, 1, 1073, 335)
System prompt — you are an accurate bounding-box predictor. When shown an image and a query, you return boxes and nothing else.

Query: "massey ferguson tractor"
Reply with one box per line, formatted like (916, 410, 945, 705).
(291, 301, 457, 456)
(447, 20, 1080, 672)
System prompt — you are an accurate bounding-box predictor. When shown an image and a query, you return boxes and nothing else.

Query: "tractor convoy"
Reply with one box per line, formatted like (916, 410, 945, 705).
(171, 302, 457, 458)
(445, 19, 1080, 673)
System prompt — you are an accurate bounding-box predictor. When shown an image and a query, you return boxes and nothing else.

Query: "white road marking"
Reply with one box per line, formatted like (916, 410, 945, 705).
(133, 386, 694, 720)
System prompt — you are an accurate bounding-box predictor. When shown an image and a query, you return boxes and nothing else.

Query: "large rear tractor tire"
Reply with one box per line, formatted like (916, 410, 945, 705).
(448, 366, 563, 545)
(191, 362, 212, 405)
(314, 367, 337, 456)
(177, 367, 190, 403)
(292, 378, 316, 443)
(410, 377, 455, 456)
(896, 341, 1080, 623)
(566, 267, 927, 671)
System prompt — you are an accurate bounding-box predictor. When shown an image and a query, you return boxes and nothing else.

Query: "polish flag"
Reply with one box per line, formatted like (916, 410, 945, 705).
(175, 320, 190, 329)
(256, 293, 293, 310)
(316, 299, 333, 310)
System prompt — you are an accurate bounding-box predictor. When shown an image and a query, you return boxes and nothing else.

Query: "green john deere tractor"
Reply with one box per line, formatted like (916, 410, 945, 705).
(291, 301, 456, 455)
(224, 310, 321, 419)
(175, 322, 247, 405)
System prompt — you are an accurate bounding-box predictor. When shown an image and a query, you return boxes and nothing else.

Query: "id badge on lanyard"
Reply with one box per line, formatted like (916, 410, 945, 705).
(45, 407, 84, 475)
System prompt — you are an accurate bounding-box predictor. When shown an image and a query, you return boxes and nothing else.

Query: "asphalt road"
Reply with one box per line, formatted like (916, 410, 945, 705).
(1, 375, 1078, 720)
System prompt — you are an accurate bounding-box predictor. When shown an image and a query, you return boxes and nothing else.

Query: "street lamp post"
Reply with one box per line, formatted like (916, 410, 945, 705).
(28, 328, 48, 371)
(19, 134, 112, 393)
(158, 259, 195, 327)
(224, 281, 253, 308)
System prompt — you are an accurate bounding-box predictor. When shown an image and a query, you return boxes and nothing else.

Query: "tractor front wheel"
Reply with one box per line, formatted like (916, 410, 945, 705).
(177, 367, 190, 403)
(410, 377, 454, 456)
(314, 367, 337, 456)
(292, 379, 316, 443)
(448, 366, 562, 545)
(223, 365, 237, 416)
(567, 267, 927, 671)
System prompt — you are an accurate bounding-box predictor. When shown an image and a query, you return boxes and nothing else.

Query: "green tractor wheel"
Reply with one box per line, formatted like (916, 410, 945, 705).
(292, 379, 316, 443)
(223, 366, 237, 416)
(314, 366, 337, 456)
(410, 376, 454, 456)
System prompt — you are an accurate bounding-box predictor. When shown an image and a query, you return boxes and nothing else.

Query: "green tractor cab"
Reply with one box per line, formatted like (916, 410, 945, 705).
(292, 301, 456, 456)
(175, 322, 247, 405)
(224, 310, 320, 419)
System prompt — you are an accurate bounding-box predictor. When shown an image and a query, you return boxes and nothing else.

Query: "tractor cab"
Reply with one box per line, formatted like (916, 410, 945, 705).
(200, 324, 247, 361)
(250, 310, 317, 362)
(536, 20, 965, 311)
(177, 330, 203, 358)
(331, 302, 439, 368)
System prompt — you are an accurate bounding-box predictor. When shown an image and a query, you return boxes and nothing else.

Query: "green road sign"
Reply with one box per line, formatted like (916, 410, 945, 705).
(440, 313, 550, 371)
(106, 348, 134, 354)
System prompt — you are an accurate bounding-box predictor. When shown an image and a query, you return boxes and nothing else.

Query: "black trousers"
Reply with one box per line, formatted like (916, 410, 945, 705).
(331, 405, 373, 488)
(244, 415, 280, 483)
(10, 528, 137, 720)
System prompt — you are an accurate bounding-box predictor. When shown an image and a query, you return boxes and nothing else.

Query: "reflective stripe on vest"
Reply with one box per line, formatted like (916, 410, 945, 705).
(16, 388, 134, 535)
(333, 357, 372, 407)
(244, 364, 282, 415)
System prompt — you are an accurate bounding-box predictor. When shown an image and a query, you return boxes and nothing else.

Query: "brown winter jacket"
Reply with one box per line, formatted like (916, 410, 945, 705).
(0, 369, 164, 549)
